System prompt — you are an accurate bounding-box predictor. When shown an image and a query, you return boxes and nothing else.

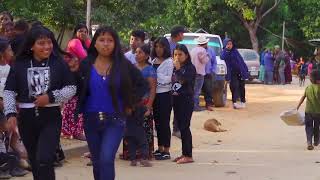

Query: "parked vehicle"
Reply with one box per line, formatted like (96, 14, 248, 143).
(238, 49, 260, 81)
(165, 32, 228, 107)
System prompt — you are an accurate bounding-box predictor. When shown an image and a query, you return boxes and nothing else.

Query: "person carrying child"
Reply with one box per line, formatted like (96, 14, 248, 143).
(297, 70, 320, 150)
(125, 44, 155, 167)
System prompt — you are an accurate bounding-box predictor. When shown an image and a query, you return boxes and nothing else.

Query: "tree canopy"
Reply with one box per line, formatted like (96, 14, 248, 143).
(0, 0, 318, 56)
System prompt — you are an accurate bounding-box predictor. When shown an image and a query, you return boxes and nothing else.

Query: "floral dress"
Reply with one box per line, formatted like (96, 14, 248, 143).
(61, 96, 84, 138)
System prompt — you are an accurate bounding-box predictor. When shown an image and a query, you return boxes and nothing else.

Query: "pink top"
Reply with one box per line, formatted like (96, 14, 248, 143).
(66, 38, 91, 60)
(308, 63, 313, 76)
(190, 46, 209, 75)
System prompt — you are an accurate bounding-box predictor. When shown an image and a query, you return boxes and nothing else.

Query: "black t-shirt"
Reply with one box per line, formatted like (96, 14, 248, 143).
(172, 62, 196, 96)
(5, 55, 75, 103)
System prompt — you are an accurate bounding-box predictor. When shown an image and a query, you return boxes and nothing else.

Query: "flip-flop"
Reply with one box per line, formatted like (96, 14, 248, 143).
(172, 156, 184, 162)
(176, 157, 194, 164)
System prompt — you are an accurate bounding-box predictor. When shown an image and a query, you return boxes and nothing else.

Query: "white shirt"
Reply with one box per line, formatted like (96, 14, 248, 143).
(151, 58, 174, 93)
(0, 64, 10, 98)
(125, 51, 136, 64)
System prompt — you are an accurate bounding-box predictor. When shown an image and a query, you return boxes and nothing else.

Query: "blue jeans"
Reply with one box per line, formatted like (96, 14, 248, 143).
(279, 69, 285, 85)
(264, 71, 273, 85)
(202, 73, 215, 106)
(194, 74, 205, 107)
(305, 113, 320, 145)
(84, 113, 125, 180)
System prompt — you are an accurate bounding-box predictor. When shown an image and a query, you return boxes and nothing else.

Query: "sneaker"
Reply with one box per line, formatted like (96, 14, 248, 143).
(130, 160, 138, 167)
(240, 102, 246, 109)
(153, 150, 162, 157)
(233, 103, 241, 109)
(172, 131, 181, 139)
(0, 170, 12, 179)
(10, 167, 28, 177)
(155, 152, 171, 160)
(140, 159, 152, 167)
(307, 145, 314, 150)
(194, 106, 206, 112)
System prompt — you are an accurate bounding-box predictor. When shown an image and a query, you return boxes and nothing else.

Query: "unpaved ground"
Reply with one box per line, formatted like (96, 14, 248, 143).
(15, 78, 320, 180)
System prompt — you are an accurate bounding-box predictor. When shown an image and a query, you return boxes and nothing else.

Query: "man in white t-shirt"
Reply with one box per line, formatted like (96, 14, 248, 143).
(125, 30, 145, 64)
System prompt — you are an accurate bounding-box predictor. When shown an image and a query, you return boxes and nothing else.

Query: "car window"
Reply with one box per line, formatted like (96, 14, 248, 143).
(238, 50, 258, 61)
(178, 36, 222, 55)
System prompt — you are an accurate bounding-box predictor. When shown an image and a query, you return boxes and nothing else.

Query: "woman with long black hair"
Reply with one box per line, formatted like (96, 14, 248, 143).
(151, 37, 174, 160)
(75, 26, 148, 180)
(3, 26, 76, 180)
(172, 44, 196, 164)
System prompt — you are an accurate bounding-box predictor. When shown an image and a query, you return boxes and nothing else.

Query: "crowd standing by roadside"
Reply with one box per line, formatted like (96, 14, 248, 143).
(0, 9, 319, 180)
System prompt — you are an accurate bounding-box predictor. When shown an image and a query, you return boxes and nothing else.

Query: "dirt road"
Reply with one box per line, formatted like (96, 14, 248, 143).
(15, 78, 320, 180)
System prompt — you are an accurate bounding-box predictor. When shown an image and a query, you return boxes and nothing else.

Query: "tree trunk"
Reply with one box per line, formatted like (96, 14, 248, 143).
(248, 27, 259, 52)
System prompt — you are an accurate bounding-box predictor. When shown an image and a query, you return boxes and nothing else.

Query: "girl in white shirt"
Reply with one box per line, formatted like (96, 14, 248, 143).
(150, 37, 174, 160)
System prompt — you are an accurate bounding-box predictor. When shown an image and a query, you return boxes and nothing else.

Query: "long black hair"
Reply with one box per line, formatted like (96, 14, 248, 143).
(0, 11, 13, 22)
(174, 44, 192, 65)
(0, 37, 9, 53)
(151, 37, 171, 59)
(87, 26, 134, 112)
(16, 25, 67, 61)
(72, 23, 89, 51)
(137, 44, 151, 64)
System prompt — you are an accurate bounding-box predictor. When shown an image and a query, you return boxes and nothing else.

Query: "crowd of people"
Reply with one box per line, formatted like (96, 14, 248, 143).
(0, 10, 319, 180)
(0, 9, 250, 180)
(259, 45, 320, 87)
(258, 46, 293, 85)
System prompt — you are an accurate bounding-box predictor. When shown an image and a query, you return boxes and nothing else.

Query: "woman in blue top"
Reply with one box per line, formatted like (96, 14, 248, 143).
(221, 38, 249, 109)
(75, 26, 148, 180)
(122, 44, 156, 165)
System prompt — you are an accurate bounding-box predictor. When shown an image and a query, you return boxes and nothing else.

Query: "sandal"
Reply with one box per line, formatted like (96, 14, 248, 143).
(176, 157, 194, 164)
(83, 152, 91, 158)
(74, 134, 86, 141)
(173, 155, 184, 162)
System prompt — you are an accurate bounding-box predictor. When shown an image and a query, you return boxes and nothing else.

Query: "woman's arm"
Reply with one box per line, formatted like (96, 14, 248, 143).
(3, 65, 18, 131)
(3, 65, 17, 117)
(176, 65, 196, 85)
(47, 61, 77, 104)
(146, 77, 156, 110)
(297, 92, 306, 110)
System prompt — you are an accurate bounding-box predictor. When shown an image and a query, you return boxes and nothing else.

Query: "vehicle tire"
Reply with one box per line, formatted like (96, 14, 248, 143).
(213, 81, 227, 107)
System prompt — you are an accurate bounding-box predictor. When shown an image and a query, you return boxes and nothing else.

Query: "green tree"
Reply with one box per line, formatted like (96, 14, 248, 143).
(225, 0, 281, 52)
(296, 0, 320, 39)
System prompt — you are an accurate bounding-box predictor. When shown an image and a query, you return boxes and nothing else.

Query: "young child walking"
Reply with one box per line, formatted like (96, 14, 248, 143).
(297, 70, 320, 150)
(172, 44, 196, 164)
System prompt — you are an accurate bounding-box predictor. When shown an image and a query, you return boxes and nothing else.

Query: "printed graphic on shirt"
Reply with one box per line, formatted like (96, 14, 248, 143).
(172, 82, 182, 92)
(27, 67, 50, 98)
